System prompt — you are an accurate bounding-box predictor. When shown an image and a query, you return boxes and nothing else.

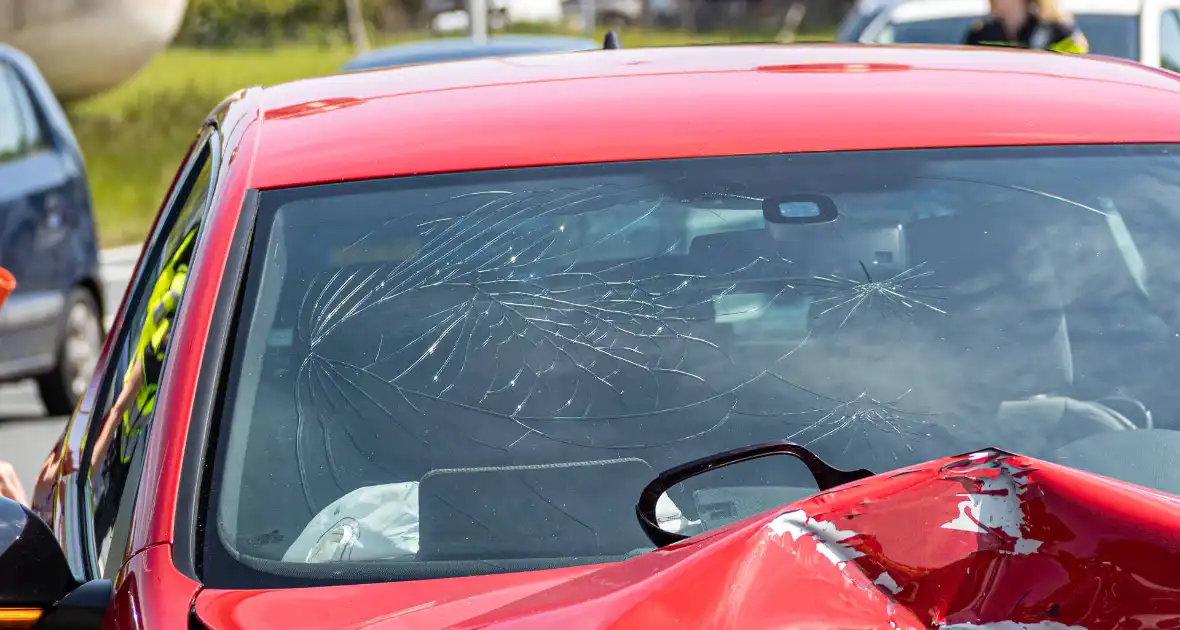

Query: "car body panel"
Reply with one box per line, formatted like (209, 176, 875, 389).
(0, 43, 101, 383)
(192, 449, 1180, 629)
(109, 545, 201, 630)
(195, 565, 603, 630)
(341, 35, 599, 71)
(30, 43, 1180, 630)
(249, 45, 1180, 190)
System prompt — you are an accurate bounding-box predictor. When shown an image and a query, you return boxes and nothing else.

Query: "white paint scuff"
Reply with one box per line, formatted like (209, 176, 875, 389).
(941, 461, 1043, 555)
(767, 509, 864, 567)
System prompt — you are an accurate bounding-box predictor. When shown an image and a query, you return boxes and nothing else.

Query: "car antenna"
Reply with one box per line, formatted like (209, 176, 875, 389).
(603, 30, 622, 49)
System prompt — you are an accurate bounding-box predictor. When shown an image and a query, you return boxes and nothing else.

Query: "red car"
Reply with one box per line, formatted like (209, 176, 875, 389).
(7, 43, 1180, 630)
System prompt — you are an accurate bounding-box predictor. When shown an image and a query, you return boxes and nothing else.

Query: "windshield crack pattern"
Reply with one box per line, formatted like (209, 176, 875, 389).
(290, 187, 946, 505)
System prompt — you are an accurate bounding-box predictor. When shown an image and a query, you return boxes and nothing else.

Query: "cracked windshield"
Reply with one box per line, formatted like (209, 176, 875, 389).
(213, 144, 1180, 576)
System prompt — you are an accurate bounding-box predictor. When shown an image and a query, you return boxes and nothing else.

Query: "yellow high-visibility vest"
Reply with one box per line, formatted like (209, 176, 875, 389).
(117, 228, 198, 463)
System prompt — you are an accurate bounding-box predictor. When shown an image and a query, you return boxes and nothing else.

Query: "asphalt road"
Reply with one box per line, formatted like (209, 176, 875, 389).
(0, 246, 139, 491)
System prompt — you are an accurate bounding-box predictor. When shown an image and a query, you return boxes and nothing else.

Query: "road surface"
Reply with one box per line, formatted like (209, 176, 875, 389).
(0, 246, 139, 491)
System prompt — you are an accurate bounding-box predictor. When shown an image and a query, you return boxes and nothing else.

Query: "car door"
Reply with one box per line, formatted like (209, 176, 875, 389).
(0, 57, 78, 377)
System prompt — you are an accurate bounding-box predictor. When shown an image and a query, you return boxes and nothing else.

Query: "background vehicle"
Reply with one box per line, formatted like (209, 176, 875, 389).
(422, 0, 565, 33)
(560, 0, 681, 28)
(0, 44, 104, 417)
(9, 43, 1180, 630)
(838, 0, 1180, 70)
(835, 0, 897, 42)
(342, 34, 598, 71)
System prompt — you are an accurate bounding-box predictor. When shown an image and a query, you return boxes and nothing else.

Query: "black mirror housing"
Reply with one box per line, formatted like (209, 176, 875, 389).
(635, 441, 876, 547)
(0, 497, 76, 626)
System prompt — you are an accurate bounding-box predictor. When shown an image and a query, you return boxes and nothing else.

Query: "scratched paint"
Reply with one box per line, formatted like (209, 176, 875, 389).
(766, 509, 864, 566)
(941, 460, 1043, 555)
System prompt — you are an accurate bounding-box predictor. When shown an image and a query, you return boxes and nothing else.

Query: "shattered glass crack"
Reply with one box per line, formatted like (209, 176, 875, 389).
(290, 186, 948, 504)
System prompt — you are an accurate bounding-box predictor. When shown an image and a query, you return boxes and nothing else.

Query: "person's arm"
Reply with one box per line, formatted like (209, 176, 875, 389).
(0, 460, 27, 506)
(89, 355, 145, 472)
(29, 430, 73, 516)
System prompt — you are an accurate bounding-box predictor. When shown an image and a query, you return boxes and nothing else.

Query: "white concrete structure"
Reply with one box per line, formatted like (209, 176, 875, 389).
(0, 0, 188, 101)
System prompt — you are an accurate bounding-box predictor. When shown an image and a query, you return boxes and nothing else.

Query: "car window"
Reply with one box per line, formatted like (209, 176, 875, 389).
(203, 143, 1180, 588)
(880, 16, 973, 44)
(1163, 10, 1180, 72)
(85, 139, 215, 579)
(0, 62, 44, 163)
(884, 14, 1140, 59)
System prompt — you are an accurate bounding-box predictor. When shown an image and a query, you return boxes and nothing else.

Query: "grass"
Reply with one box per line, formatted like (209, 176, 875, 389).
(70, 27, 833, 247)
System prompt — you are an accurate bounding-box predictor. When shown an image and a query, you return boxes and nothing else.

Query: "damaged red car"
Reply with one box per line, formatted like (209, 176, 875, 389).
(6, 42, 1180, 630)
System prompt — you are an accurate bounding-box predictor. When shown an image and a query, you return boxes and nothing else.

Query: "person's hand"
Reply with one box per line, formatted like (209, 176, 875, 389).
(30, 441, 77, 514)
(0, 460, 28, 506)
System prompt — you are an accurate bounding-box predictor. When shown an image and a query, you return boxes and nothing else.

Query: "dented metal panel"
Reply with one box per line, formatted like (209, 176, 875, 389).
(197, 449, 1180, 629)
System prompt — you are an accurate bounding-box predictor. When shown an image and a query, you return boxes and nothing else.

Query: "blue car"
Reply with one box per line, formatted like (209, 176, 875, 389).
(342, 35, 600, 71)
(0, 44, 104, 416)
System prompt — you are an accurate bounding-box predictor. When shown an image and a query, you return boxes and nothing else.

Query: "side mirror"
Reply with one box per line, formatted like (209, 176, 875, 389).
(635, 441, 876, 547)
(0, 498, 109, 629)
(0, 497, 75, 627)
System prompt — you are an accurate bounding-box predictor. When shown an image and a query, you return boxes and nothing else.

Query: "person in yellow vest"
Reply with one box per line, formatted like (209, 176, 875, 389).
(89, 223, 199, 519)
(964, 0, 1089, 54)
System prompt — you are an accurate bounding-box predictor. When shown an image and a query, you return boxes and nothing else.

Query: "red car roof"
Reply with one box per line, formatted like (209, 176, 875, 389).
(245, 44, 1180, 190)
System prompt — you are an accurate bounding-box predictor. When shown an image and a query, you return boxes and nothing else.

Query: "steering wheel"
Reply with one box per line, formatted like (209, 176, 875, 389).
(1096, 395, 1153, 430)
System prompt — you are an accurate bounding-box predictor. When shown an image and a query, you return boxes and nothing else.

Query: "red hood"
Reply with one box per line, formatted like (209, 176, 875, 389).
(196, 449, 1180, 629)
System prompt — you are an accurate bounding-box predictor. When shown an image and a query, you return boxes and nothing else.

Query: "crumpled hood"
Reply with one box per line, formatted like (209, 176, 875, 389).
(196, 449, 1180, 629)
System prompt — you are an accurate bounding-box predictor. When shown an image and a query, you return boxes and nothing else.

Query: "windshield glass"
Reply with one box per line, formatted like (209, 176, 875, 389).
(889, 14, 1140, 59)
(206, 144, 1180, 587)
